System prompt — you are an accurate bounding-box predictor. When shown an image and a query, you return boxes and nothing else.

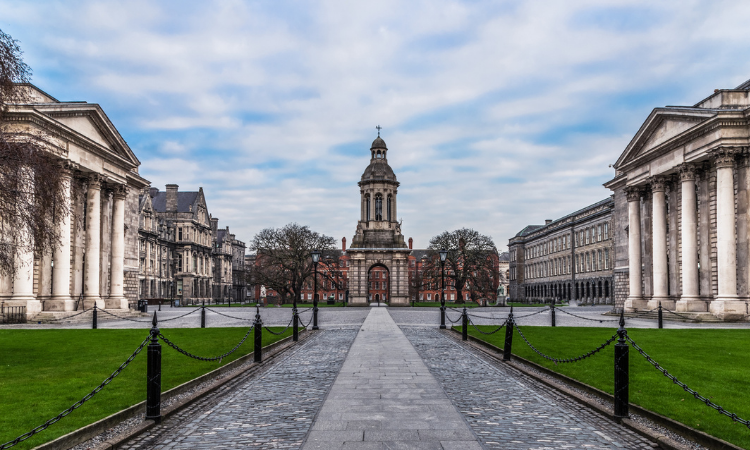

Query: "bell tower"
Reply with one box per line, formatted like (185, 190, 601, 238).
(348, 131, 411, 306)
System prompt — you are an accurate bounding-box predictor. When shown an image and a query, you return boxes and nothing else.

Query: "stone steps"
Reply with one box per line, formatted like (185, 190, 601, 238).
(619, 310, 725, 323)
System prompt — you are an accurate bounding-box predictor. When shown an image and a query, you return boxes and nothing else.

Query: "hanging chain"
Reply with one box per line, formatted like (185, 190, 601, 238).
(555, 307, 620, 322)
(205, 308, 254, 321)
(625, 335, 750, 428)
(0, 335, 151, 450)
(468, 318, 507, 335)
(158, 326, 253, 362)
(264, 317, 295, 335)
(513, 322, 617, 364)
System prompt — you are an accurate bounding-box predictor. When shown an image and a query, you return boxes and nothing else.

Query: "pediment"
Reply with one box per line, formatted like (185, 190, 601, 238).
(615, 108, 715, 169)
(38, 105, 141, 169)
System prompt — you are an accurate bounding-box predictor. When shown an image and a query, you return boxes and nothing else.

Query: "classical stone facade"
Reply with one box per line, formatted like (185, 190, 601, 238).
(606, 79, 750, 320)
(0, 85, 149, 316)
(509, 198, 615, 305)
(347, 135, 411, 306)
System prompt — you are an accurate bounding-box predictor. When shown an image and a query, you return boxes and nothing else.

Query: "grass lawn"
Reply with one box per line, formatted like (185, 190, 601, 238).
(459, 325, 750, 449)
(0, 326, 293, 450)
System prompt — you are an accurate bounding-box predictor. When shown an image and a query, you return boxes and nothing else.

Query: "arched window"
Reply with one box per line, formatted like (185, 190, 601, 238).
(375, 194, 383, 221)
(366, 195, 371, 221)
(387, 195, 392, 221)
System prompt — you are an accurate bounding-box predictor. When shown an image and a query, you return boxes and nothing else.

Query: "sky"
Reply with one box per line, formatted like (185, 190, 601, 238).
(3, 0, 750, 252)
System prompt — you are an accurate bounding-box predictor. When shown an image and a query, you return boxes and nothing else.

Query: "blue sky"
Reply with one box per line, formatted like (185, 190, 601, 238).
(3, 0, 750, 251)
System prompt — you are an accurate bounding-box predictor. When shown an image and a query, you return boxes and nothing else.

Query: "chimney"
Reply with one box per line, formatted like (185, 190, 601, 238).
(408, 237, 413, 249)
(166, 184, 178, 213)
(210, 217, 219, 232)
(342, 237, 347, 251)
(149, 187, 159, 198)
(545, 219, 552, 225)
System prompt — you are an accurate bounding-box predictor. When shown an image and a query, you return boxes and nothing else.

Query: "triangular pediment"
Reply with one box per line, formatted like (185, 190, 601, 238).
(54, 115, 113, 150)
(615, 108, 715, 168)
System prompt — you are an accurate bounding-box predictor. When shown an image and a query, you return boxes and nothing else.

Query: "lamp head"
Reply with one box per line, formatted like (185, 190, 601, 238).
(439, 248, 447, 263)
(311, 249, 321, 263)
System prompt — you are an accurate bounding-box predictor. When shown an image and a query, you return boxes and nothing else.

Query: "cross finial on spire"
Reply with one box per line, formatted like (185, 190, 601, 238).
(376, 125, 382, 137)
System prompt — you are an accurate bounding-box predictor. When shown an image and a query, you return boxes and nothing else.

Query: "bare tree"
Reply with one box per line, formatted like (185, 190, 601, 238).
(249, 223, 336, 305)
(0, 29, 68, 275)
(423, 228, 498, 304)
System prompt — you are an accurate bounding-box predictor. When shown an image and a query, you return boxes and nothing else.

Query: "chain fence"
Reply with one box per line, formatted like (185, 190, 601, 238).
(555, 307, 621, 323)
(513, 321, 618, 364)
(467, 318, 507, 335)
(0, 334, 151, 450)
(625, 334, 750, 429)
(205, 308, 254, 321)
(158, 326, 253, 362)
(298, 312, 314, 328)
(264, 318, 294, 336)
(42, 308, 93, 323)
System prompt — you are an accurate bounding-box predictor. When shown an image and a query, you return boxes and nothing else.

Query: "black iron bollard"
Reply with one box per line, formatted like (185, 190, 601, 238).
(292, 306, 299, 342)
(658, 302, 663, 329)
(201, 301, 206, 328)
(253, 304, 263, 363)
(92, 304, 98, 329)
(614, 311, 629, 418)
(462, 307, 468, 341)
(313, 300, 319, 331)
(439, 305, 446, 330)
(146, 312, 162, 423)
(503, 307, 514, 361)
(159, 299, 162, 311)
(551, 304, 556, 327)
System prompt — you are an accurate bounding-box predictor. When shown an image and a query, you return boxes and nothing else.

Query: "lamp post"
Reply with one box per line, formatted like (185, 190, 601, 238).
(439, 248, 447, 329)
(312, 249, 320, 330)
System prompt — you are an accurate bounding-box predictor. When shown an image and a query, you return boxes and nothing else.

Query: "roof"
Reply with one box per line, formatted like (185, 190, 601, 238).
(361, 161, 397, 181)
(736, 78, 750, 90)
(371, 136, 387, 149)
(409, 249, 432, 260)
(152, 191, 199, 213)
(498, 252, 510, 262)
(513, 197, 613, 238)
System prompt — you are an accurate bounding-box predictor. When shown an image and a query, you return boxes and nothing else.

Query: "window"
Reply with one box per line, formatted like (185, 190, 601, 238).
(598, 250, 602, 270)
(427, 293, 432, 300)
(605, 249, 610, 269)
(366, 195, 371, 221)
(586, 229, 590, 245)
(375, 194, 383, 221)
(193, 254, 197, 273)
(597, 225, 602, 242)
(604, 223, 609, 240)
(387, 195, 392, 221)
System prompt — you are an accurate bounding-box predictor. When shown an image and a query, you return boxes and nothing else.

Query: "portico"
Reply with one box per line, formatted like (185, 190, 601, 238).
(606, 79, 750, 320)
(1, 85, 149, 316)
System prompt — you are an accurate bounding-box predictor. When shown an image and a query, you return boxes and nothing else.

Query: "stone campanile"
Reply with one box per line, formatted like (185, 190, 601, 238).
(348, 133, 411, 306)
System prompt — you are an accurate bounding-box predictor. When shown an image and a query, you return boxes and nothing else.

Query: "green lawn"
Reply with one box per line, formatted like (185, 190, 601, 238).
(0, 326, 293, 450)
(459, 325, 750, 449)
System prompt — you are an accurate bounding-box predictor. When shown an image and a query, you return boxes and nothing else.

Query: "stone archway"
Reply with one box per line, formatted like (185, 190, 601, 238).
(367, 264, 390, 304)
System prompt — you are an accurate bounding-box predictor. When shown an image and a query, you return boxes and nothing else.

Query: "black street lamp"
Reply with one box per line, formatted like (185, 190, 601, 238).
(312, 249, 321, 330)
(439, 248, 447, 329)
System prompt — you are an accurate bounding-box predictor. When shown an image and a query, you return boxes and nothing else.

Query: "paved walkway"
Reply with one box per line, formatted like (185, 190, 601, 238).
(303, 308, 482, 449)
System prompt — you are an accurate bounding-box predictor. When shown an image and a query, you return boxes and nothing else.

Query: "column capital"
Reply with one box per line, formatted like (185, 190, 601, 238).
(711, 147, 740, 169)
(625, 186, 642, 202)
(113, 184, 129, 200)
(57, 160, 78, 178)
(678, 163, 698, 181)
(86, 173, 104, 189)
(649, 176, 668, 193)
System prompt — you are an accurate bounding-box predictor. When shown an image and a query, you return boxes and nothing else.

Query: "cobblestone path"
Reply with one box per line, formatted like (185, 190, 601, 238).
(124, 329, 357, 449)
(402, 327, 658, 450)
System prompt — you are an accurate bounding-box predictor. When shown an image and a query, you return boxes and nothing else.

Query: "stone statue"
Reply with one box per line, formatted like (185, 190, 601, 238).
(260, 285, 266, 298)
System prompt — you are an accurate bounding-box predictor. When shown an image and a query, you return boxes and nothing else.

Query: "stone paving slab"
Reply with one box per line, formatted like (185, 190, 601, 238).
(302, 308, 481, 449)
(122, 329, 357, 449)
(402, 326, 659, 450)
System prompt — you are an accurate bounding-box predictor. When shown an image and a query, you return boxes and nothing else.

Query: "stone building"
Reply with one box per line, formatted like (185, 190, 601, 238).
(145, 185, 215, 304)
(213, 224, 246, 302)
(137, 188, 174, 300)
(0, 85, 149, 316)
(347, 134, 411, 306)
(606, 79, 750, 320)
(508, 198, 615, 305)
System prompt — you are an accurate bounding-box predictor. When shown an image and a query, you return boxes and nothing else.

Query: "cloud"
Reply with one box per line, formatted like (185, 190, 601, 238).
(3, 0, 750, 250)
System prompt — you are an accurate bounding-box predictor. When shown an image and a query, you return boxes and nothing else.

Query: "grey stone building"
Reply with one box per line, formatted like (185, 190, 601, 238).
(509, 198, 615, 305)
(606, 78, 750, 320)
(348, 135, 411, 306)
(0, 85, 149, 316)
(213, 223, 246, 302)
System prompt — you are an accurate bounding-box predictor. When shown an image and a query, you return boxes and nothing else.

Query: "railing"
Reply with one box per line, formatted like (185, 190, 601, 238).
(0, 305, 26, 324)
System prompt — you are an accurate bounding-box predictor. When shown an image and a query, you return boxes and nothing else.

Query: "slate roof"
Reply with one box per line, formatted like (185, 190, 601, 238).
(513, 197, 613, 238)
(152, 191, 199, 213)
(735, 78, 750, 90)
(498, 251, 510, 262)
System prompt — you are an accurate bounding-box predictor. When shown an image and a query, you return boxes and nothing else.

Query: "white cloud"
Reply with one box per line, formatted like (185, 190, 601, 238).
(3, 0, 750, 250)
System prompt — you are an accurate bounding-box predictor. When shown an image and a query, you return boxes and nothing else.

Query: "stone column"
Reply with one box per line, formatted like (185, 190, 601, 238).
(84, 173, 104, 308)
(11, 167, 42, 314)
(39, 251, 53, 301)
(648, 177, 670, 309)
(107, 185, 128, 310)
(625, 187, 647, 310)
(711, 148, 744, 319)
(49, 162, 75, 311)
(676, 164, 704, 311)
